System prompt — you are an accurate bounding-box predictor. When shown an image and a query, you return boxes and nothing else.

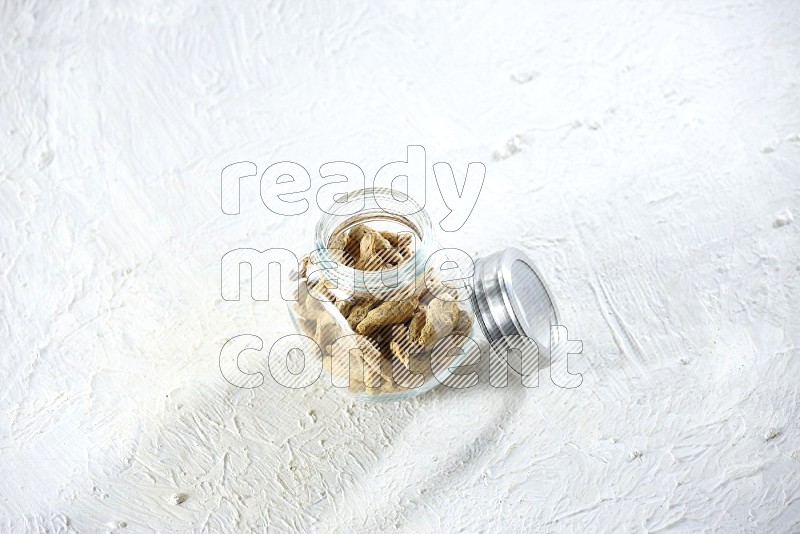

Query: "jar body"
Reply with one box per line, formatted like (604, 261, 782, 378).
(286, 188, 479, 401)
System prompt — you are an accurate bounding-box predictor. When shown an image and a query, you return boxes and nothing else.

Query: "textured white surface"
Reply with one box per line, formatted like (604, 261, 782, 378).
(2, 0, 800, 532)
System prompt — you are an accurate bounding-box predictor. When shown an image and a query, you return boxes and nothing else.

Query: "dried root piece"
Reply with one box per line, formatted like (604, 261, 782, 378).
(377, 247, 404, 267)
(453, 308, 473, 335)
(347, 224, 369, 244)
(417, 295, 459, 348)
(346, 224, 369, 267)
(365, 325, 390, 351)
(344, 234, 361, 265)
(328, 229, 355, 267)
(379, 230, 413, 261)
(327, 336, 361, 380)
(408, 306, 427, 341)
(293, 280, 315, 318)
(376, 239, 404, 264)
(328, 224, 412, 272)
(382, 232, 413, 262)
(355, 297, 419, 335)
(334, 299, 354, 317)
(397, 244, 413, 261)
(346, 299, 376, 330)
(380, 230, 412, 250)
(296, 317, 316, 338)
(307, 278, 335, 303)
(389, 339, 411, 368)
(315, 319, 340, 350)
(356, 335, 394, 384)
(327, 335, 393, 389)
(297, 255, 310, 280)
(347, 224, 403, 270)
(362, 236, 401, 269)
(363, 363, 384, 388)
(389, 325, 427, 376)
(356, 231, 386, 270)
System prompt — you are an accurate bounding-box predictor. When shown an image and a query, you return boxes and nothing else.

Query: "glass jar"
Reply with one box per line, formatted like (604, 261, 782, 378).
(286, 187, 559, 402)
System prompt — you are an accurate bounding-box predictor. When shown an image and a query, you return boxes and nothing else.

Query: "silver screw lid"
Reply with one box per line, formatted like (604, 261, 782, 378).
(471, 247, 560, 360)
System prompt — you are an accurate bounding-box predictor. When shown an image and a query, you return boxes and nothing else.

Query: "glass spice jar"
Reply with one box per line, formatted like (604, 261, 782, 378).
(286, 187, 559, 402)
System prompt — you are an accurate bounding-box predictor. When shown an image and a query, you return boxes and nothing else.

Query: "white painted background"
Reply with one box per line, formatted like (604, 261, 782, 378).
(1, 0, 799, 531)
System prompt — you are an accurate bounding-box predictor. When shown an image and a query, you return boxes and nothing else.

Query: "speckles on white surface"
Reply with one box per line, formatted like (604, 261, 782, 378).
(1, 0, 800, 532)
(762, 138, 781, 153)
(510, 71, 538, 84)
(492, 134, 526, 160)
(773, 209, 794, 228)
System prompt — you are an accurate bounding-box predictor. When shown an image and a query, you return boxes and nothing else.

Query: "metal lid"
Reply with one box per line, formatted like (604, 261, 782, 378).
(471, 247, 560, 363)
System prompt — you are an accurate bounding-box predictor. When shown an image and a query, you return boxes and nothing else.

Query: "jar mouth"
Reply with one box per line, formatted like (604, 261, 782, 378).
(313, 187, 435, 296)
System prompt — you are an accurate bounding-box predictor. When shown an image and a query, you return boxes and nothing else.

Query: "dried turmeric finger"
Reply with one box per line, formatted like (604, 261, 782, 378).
(380, 230, 412, 249)
(296, 255, 310, 280)
(389, 325, 426, 373)
(355, 297, 419, 335)
(380, 232, 411, 263)
(417, 295, 459, 348)
(356, 335, 394, 384)
(353, 225, 402, 270)
(315, 319, 339, 350)
(346, 224, 368, 262)
(356, 231, 381, 270)
(408, 306, 427, 342)
(328, 229, 355, 266)
(347, 223, 369, 243)
(293, 281, 316, 318)
(346, 299, 376, 330)
(300, 274, 337, 306)
(377, 246, 404, 266)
